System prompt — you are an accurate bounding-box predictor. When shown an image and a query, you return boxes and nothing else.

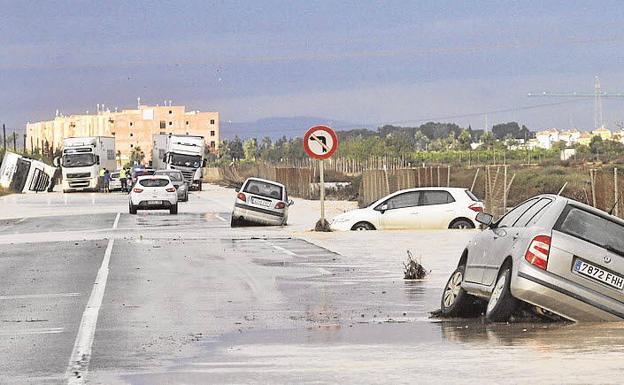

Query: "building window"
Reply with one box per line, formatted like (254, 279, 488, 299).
(169, 110, 172, 114)
(185, 121, 189, 125)
(111, 132, 116, 136)
(210, 130, 215, 136)
(160, 121, 166, 129)
(210, 119, 215, 125)
(210, 141, 216, 148)
(129, 122, 133, 126)
(130, 144, 134, 148)
(130, 133, 133, 137)
(159, 131, 165, 135)
(168, 121, 172, 126)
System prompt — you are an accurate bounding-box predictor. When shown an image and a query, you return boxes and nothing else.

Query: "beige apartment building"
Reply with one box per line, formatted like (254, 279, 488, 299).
(26, 104, 220, 166)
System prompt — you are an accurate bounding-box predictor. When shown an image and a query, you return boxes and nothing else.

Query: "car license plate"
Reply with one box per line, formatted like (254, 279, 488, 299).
(251, 197, 271, 207)
(147, 200, 162, 205)
(573, 259, 624, 290)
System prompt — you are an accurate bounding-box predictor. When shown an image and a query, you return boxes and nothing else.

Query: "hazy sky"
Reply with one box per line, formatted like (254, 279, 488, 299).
(2, 0, 624, 134)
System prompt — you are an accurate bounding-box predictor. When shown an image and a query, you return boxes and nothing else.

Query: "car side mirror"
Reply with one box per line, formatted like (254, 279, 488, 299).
(95, 155, 100, 165)
(202, 159, 207, 167)
(53, 156, 61, 167)
(377, 203, 388, 213)
(288, 199, 295, 207)
(475, 212, 494, 227)
(234, 187, 240, 192)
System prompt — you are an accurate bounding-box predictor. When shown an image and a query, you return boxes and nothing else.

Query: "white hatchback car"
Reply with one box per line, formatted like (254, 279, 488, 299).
(129, 175, 178, 215)
(231, 177, 294, 226)
(330, 187, 483, 231)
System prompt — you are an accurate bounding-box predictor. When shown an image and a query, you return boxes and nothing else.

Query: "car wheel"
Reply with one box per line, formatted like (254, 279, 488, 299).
(170, 203, 178, 215)
(198, 181, 203, 191)
(450, 219, 475, 229)
(352, 222, 374, 231)
(230, 216, 240, 227)
(486, 266, 518, 322)
(440, 265, 477, 317)
(129, 203, 137, 215)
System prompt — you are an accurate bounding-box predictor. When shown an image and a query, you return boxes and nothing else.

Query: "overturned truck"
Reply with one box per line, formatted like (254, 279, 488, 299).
(0, 152, 57, 193)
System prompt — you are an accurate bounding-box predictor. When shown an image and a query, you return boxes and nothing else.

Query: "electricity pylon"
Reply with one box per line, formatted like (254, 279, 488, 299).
(528, 76, 624, 129)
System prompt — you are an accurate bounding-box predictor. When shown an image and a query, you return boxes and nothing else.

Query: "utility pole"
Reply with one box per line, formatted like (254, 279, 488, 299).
(23, 134, 27, 154)
(13, 132, 16, 151)
(2, 124, 6, 150)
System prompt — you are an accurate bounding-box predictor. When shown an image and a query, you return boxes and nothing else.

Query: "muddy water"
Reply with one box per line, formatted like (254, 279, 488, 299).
(111, 236, 624, 384)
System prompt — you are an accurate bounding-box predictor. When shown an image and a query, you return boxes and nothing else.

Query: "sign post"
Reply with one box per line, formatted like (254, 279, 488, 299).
(303, 125, 338, 231)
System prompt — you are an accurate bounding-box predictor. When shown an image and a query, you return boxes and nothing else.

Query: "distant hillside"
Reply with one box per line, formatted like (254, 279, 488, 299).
(220, 116, 375, 140)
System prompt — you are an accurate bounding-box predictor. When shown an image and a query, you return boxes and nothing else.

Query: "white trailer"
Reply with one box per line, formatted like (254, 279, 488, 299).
(56, 136, 116, 192)
(152, 134, 206, 190)
(0, 151, 57, 193)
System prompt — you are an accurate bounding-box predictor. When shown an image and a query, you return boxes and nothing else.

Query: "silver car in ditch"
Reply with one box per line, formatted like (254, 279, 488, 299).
(440, 194, 624, 322)
(231, 177, 294, 226)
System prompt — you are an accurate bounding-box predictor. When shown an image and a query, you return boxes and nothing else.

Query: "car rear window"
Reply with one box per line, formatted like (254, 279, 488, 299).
(244, 180, 283, 200)
(155, 171, 183, 181)
(138, 178, 169, 188)
(555, 205, 624, 256)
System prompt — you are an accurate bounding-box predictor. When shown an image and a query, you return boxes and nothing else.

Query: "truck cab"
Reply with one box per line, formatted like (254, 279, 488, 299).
(152, 134, 206, 190)
(0, 152, 57, 193)
(58, 137, 116, 192)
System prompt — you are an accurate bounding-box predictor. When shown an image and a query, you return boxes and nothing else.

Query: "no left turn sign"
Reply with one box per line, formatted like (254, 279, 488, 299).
(303, 125, 338, 160)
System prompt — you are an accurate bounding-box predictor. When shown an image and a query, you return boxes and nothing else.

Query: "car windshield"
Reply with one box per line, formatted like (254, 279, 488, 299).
(555, 205, 624, 256)
(138, 178, 169, 188)
(243, 180, 283, 200)
(62, 154, 95, 168)
(170, 154, 201, 168)
(155, 171, 183, 181)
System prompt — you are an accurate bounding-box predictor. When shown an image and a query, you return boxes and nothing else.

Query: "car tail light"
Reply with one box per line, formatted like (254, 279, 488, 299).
(133, 188, 143, 193)
(469, 203, 483, 212)
(525, 235, 551, 270)
(166, 187, 176, 192)
(275, 201, 286, 209)
(237, 192, 246, 201)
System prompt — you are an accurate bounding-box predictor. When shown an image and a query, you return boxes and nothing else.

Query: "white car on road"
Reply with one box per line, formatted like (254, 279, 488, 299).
(129, 175, 178, 215)
(330, 187, 483, 231)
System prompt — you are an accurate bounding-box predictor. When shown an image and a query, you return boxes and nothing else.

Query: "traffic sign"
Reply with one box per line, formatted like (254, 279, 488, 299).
(303, 125, 338, 160)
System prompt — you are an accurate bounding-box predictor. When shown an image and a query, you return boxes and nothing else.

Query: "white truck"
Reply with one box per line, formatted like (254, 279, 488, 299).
(0, 151, 57, 193)
(152, 134, 206, 190)
(56, 136, 116, 192)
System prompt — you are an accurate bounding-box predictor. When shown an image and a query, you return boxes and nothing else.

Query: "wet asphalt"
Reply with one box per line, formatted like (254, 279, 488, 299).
(0, 189, 623, 384)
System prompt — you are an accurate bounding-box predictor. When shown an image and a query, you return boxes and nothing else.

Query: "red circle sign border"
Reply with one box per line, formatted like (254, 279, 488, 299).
(303, 125, 339, 160)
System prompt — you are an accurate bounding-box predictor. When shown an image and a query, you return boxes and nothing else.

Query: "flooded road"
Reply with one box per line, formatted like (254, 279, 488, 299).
(0, 187, 622, 384)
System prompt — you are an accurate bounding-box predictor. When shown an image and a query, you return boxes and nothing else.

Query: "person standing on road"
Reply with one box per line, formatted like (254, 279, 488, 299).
(103, 169, 111, 193)
(98, 168, 106, 192)
(119, 168, 127, 192)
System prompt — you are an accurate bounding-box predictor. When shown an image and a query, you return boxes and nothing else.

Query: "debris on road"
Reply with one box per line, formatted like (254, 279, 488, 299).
(403, 250, 429, 279)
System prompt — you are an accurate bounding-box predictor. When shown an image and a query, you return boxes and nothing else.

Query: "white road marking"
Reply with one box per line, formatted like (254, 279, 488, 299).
(215, 214, 227, 222)
(0, 328, 64, 336)
(0, 293, 81, 300)
(65, 239, 115, 385)
(269, 244, 297, 256)
(112, 212, 120, 229)
(317, 268, 333, 275)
